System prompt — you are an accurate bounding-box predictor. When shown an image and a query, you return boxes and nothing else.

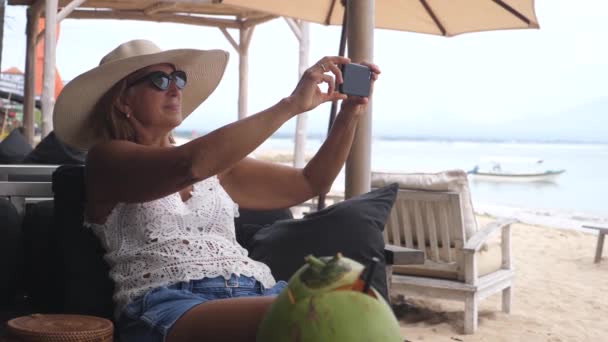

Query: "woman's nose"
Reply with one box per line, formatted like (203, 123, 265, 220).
(166, 80, 181, 95)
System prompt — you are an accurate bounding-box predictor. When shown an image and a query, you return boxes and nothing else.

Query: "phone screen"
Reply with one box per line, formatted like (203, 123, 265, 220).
(339, 63, 372, 97)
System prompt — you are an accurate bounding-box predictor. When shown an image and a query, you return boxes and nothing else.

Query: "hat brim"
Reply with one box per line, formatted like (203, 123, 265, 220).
(53, 48, 229, 151)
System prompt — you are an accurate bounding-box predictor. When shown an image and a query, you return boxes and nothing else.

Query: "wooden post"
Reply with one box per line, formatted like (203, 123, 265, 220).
(582, 225, 607, 263)
(596, 232, 606, 263)
(23, 4, 42, 146)
(464, 293, 479, 334)
(345, 0, 374, 198)
(41, 0, 58, 138)
(238, 26, 253, 119)
(287, 19, 310, 168)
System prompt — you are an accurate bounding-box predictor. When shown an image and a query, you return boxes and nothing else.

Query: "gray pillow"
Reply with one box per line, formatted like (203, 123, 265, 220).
(246, 183, 399, 301)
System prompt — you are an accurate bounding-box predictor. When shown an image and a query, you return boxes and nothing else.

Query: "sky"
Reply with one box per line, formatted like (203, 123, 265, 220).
(2, 0, 608, 143)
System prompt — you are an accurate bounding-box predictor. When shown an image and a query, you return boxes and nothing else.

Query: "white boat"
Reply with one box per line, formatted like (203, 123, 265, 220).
(468, 158, 565, 183)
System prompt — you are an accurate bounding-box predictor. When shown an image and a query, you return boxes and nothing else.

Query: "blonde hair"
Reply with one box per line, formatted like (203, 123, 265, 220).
(91, 70, 175, 144)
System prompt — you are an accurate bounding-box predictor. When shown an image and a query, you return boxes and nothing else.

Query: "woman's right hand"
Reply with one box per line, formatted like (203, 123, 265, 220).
(287, 56, 351, 114)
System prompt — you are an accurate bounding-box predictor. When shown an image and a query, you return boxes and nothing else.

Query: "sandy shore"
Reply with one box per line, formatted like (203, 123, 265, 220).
(395, 216, 608, 341)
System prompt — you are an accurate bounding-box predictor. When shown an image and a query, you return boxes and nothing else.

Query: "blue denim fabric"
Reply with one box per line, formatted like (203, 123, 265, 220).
(117, 275, 287, 342)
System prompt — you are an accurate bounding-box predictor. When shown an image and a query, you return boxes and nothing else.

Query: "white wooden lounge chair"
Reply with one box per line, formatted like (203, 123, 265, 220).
(372, 170, 515, 334)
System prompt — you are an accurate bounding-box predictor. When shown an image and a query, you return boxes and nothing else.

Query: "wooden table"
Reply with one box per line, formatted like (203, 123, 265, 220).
(583, 225, 607, 263)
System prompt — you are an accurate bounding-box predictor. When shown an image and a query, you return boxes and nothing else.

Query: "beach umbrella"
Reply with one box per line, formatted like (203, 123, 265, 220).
(224, 0, 540, 203)
(221, 0, 539, 37)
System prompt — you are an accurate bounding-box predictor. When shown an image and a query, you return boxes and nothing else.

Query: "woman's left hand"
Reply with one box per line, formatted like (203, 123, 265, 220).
(339, 61, 381, 116)
(288, 56, 351, 114)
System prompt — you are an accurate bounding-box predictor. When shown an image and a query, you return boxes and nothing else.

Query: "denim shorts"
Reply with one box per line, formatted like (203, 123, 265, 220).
(117, 275, 287, 342)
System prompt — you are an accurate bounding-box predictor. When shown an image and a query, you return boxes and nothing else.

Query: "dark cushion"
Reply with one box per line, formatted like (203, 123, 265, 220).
(0, 199, 21, 307)
(52, 165, 114, 319)
(0, 128, 32, 164)
(19, 200, 63, 312)
(234, 208, 293, 248)
(21, 131, 86, 165)
(246, 183, 399, 301)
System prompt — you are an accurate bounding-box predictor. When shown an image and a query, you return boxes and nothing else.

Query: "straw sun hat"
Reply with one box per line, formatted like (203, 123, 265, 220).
(53, 39, 229, 151)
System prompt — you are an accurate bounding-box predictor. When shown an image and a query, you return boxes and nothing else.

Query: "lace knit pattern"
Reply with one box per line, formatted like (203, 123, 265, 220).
(87, 176, 276, 317)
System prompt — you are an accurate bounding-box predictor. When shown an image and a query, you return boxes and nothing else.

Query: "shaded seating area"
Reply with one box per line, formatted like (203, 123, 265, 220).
(1, 163, 423, 340)
(372, 169, 515, 334)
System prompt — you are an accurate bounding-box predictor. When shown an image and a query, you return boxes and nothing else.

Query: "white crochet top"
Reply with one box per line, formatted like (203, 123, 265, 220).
(86, 176, 276, 317)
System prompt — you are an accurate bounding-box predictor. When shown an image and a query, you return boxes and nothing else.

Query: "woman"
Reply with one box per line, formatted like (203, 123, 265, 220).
(53, 39, 380, 342)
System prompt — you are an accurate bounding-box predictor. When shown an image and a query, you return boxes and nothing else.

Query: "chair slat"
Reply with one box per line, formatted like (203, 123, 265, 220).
(413, 201, 425, 251)
(388, 206, 401, 246)
(400, 201, 414, 248)
(438, 204, 452, 262)
(425, 202, 440, 261)
(383, 211, 390, 243)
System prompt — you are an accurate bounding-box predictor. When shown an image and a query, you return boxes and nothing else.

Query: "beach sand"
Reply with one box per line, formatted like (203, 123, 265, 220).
(395, 216, 608, 342)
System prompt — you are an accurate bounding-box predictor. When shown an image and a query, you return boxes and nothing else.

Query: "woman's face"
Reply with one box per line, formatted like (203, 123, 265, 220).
(123, 63, 184, 132)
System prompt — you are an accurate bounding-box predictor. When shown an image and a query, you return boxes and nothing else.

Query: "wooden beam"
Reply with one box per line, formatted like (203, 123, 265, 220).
(218, 27, 238, 51)
(57, 0, 87, 21)
(67, 10, 242, 29)
(143, 2, 177, 16)
(283, 17, 301, 40)
(240, 14, 276, 28)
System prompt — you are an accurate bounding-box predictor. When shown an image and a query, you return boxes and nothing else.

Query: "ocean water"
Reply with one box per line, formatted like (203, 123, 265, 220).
(255, 137, 608, 227)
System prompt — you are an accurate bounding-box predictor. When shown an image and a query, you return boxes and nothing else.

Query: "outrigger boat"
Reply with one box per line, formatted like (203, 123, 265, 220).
(468, 158, 565, 182)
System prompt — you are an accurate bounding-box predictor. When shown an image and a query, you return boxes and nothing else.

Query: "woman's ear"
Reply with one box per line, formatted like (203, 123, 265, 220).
(115, 93, 132, 118)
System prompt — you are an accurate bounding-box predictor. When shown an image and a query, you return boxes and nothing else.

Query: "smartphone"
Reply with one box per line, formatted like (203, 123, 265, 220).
(339, 63, 372, 97)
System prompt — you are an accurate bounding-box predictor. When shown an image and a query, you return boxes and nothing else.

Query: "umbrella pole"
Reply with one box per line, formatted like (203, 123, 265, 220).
(317, 1, 348, 211)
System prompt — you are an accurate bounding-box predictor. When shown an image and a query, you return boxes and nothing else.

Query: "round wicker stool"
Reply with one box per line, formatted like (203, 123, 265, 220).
(7, 314, 114, 342)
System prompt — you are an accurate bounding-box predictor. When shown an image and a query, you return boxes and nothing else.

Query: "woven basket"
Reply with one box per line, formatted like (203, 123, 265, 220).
(7, 314, 114, 342)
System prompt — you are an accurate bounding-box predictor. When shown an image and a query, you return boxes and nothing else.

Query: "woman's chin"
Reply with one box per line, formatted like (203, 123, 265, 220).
(164, 110, 183, 123)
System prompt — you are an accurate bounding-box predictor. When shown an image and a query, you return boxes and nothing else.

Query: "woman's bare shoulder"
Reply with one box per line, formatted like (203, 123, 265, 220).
(87, 140, 137, 160)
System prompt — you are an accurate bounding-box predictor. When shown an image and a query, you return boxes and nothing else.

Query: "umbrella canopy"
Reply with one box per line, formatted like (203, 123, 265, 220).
(221, 0, 539, 36)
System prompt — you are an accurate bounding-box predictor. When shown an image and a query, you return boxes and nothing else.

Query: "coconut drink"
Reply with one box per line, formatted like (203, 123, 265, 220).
(257, 253, 402, 342)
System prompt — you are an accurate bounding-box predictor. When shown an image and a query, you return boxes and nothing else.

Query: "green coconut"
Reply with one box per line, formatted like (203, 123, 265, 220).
(257, 254, 402, 342)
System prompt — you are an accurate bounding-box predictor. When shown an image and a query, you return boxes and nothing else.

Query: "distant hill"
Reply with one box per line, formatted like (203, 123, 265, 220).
(177, 97, 608, 144)
(369, 97, 608, 144)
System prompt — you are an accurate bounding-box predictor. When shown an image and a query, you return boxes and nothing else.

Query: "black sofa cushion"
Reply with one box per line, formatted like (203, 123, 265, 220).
(234, 208, 293, 248)
(0, 199, 21, 307)
(246, 183, 399, 301)
(21, 131, 86, 165)
(19, 200, 62, 313)
(0, 128, 32, 164)
(52, 165, 114, 319)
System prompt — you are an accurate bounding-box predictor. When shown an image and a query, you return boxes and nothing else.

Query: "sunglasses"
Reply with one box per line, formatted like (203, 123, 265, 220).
(127, 70, 188, 91)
